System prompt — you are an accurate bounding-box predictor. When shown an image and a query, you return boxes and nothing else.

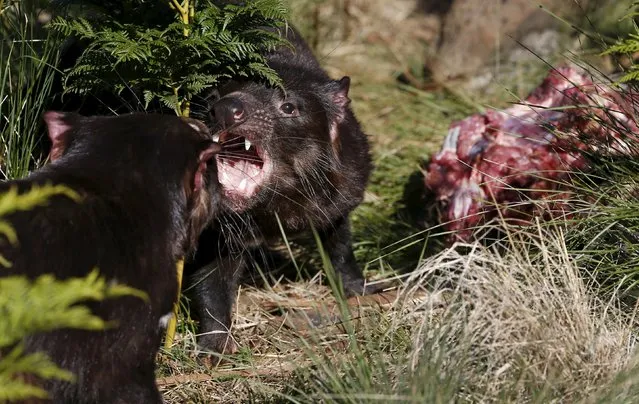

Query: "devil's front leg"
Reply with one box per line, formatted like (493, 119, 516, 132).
(187, 252, 245, 355)
(320, 215, 383, 297)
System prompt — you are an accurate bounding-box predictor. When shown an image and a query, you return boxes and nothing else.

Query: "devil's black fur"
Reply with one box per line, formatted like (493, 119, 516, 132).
(0, 113, 221, 403)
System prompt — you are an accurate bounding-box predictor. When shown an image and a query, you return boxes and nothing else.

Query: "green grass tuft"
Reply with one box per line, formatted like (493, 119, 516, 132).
(1, 0, 61, 178)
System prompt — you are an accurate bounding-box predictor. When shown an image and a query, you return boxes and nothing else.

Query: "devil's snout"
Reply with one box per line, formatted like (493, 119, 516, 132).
(213, 97, 245, 128)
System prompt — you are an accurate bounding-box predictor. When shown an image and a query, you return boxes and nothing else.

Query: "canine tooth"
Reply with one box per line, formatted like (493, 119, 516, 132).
(245, 139, 252, 150)
(213, 134, 220, 142)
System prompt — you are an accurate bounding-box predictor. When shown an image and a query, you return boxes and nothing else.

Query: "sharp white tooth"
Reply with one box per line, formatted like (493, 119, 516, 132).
(239, 178, 247, 191)
(213, 134, 220, 142)
(245, 139, 252, 150)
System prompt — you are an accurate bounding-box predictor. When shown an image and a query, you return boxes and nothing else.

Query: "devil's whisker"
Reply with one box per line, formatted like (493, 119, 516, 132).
(218, 155, 264, 164)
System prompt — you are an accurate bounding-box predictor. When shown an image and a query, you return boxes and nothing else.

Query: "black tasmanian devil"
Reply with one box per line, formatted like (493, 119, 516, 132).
(186, 26, 379, 355)
(0, 112, 221, 403)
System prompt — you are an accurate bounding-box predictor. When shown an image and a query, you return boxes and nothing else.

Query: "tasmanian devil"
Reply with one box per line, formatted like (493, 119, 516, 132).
(0, 112, 221, 403)
(186, 26, 377, 354)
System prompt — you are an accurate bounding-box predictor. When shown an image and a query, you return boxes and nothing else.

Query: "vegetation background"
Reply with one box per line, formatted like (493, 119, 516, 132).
(3, 0, 639, 403)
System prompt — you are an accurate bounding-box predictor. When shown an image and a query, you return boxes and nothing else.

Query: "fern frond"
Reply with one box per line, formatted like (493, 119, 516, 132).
(47, 0, 289, 113)
(0, 184, 80, 251)
(619, 67, 639, 83)
(0, 269, 148, 348)
(603, 3, 639, 85)
(0, 184, 80, 219)
(0, 345, 74, 391)
(603, 34, 639, 54)
(0, 181, 147, 402)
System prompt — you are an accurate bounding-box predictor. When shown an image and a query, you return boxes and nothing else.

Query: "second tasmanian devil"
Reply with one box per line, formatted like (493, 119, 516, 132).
(0, 112, 220, 403)
(187, 26, 377, 354)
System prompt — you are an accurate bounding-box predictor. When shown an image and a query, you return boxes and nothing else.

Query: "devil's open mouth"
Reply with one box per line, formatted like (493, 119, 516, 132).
(215, 132, 271, 201)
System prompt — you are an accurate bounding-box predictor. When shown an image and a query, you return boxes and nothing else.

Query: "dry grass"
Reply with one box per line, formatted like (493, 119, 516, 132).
(401, 224, 638, 402)
(156, 222, 639, 403)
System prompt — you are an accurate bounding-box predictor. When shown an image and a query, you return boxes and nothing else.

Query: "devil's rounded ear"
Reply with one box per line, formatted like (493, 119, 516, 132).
(328, 77, 352, 150)
(43, 111, 82, 162)
(333, 76, 351, 108)
(192, 142, 221, 194)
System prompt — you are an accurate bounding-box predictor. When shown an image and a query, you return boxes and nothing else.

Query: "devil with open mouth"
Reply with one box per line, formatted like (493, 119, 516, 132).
(184, 26, 380, 355)
(212, 101, 274, 207)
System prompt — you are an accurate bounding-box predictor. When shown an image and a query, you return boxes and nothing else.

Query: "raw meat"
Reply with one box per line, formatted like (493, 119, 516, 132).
(424, 66, 639, 242)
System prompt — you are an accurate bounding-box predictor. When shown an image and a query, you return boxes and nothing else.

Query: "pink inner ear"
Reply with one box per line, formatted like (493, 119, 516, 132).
(333, 76, 351, 108)
(44, 111, 71, 144)
(193, 163, 206, 194)
(330, 77, 352, 144)
(193, 143, 222, 193)
(43, 111, 73, 162)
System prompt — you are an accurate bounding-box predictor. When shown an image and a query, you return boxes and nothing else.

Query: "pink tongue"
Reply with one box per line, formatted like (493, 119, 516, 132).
(224, 161, 248, 183)
(219, 159, 262, 195)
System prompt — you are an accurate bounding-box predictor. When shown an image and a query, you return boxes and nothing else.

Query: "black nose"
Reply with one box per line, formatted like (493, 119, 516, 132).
(213, 97, 245, 128)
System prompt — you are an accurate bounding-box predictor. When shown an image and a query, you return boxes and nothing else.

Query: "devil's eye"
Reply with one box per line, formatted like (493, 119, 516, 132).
(280, 102, 296, 115)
